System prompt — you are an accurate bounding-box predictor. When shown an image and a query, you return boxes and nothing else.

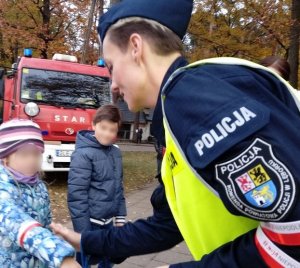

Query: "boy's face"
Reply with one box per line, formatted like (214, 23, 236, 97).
(92, 120, 118, 146)
(5, 145, 42, 176)
(103, 34, 150, 112)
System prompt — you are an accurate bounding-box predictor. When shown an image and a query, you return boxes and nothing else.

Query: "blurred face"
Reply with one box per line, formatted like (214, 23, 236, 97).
(103, 34, 149, 112)
(4, 145, 42, 176)
(92, 120, 119, 146)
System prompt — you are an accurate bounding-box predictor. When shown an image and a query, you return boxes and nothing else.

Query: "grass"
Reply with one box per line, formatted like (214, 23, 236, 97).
(122, 151, 157, 192)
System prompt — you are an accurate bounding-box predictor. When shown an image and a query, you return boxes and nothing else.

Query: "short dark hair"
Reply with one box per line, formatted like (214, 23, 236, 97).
(93, 104, 121, 127)
(107, 17, 183, 55)
(260, 56, 291, 81)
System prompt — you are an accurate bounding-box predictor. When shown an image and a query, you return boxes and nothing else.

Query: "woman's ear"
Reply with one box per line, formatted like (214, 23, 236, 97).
(129, 33, 143, 64)
(92, 123, 96, 131)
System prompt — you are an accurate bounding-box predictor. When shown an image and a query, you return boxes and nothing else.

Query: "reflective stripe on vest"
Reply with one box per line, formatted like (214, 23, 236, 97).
(255, 226, 300, 268)
(261, 221, 300, 246)
(161, 57, 300, 261)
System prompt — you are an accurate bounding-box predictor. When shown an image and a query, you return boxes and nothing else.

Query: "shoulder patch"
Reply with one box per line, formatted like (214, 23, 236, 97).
(215, 138, 296, 221)
(187, 98, 270, 168)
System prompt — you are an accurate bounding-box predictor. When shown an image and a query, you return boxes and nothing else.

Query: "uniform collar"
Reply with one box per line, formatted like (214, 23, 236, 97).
(151, 56, 188, 146)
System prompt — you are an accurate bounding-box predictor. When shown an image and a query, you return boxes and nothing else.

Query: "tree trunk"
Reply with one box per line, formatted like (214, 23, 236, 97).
(97, 0, 104, 58)
(40, 0, 51, 59)
(12, 42, 19, 63)
(288, 0, 300, 88)
(0, 32, 6, 63)
(81, 0, 97, 64)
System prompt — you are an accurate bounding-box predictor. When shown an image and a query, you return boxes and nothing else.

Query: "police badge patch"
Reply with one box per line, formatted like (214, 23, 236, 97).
(215, 138, 296, 221)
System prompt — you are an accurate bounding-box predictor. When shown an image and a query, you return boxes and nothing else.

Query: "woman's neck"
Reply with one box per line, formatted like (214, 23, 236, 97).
(145, 52, 182, 108)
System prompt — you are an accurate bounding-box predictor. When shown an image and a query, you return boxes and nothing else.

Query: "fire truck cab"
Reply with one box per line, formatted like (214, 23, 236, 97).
(0, 50, 111, 171)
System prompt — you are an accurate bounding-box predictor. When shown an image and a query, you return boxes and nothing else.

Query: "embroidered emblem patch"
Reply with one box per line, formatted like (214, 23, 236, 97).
(215, 138, 296, 221)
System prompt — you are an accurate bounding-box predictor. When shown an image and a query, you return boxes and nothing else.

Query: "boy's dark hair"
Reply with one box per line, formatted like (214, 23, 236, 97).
(93, 104, 122, 127)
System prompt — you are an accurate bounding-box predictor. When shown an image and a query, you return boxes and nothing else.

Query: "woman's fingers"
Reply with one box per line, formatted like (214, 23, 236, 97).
(50, 222, 64, 235)
(50, 222, 81, 251)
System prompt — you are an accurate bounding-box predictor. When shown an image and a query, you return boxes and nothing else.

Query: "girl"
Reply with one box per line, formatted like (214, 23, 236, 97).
(0, 119, 79, 268)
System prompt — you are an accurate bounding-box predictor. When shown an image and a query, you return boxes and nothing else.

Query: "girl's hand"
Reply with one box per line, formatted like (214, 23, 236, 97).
(115, 222, 125, 227)
(61, 257, 81, 268)
(50, 222, 81, 251)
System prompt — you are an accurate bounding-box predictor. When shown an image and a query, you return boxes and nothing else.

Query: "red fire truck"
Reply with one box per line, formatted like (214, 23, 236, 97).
(0, 50, 111, 171)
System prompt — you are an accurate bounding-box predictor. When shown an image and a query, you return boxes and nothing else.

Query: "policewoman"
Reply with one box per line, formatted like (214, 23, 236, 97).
(51, 0, 300, 267)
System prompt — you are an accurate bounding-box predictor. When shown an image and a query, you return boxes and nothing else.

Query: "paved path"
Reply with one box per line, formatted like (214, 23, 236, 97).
(90, 181, 193, 267)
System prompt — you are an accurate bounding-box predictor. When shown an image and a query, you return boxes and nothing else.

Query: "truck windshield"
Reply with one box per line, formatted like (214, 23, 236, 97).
(20, 68, 111, 108)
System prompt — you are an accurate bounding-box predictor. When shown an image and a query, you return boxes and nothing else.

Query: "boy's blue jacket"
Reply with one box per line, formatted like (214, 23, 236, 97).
(80, 57, 300, 267)
(68, 130, 126, 232)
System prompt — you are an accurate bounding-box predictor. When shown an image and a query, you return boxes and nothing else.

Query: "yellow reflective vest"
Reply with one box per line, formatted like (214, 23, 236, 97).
(160, 57, 300, 260)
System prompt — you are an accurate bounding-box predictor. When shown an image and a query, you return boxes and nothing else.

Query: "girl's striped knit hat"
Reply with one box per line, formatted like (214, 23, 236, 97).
(0, 119, 44, 159)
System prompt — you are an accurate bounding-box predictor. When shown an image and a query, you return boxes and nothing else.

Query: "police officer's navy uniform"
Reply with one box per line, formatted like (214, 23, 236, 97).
(80, 1, 300, 267)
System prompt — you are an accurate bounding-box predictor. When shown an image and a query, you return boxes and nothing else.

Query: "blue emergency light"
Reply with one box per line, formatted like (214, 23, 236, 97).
(24, 48, 33, 57)
(97, 58, 105, 67)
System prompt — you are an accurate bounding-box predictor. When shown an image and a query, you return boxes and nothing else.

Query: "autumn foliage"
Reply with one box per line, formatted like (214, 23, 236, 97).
(0, 0, 102, 65)
(0, 0, 299, 86)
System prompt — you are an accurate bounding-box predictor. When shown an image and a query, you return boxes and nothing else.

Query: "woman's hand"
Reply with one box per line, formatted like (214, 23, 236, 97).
(61, 257, 81, 268)
(50, 222, 81, 251)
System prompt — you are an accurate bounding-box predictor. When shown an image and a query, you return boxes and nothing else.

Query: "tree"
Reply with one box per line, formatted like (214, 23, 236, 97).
(188, 0, 291, 63)
(0, 0, 91, 63)
(0, 0, 123, 67)
(79, 0, 111, 65)
(81, 0, 98, 63)
(288, 0, 300, 88)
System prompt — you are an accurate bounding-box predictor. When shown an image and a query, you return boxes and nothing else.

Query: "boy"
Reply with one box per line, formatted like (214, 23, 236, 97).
(68, 104, 126, 267)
